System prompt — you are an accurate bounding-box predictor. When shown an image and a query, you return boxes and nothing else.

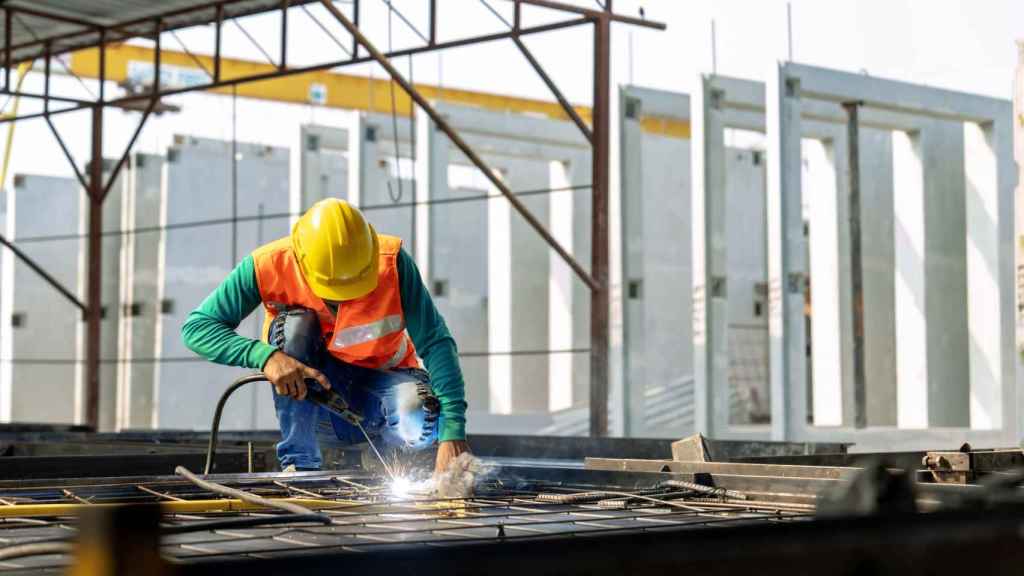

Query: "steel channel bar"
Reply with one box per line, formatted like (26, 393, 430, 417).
(583, 457, 859, 480)
(429, 0, 437, 45)
(589, 15, 611, 435)
(502, 0, 665, 29)
(98, 16, 591, 108)
(4, 8, 11, 91)
(4, 4, 97, 28)
(512, 35, 592, 144)
(84, 104, 103, 430)
(43, 116, 89, 189)
(43, 42, 50, 112)
(317, 0, 597, 290)
(2, 90, 94, 106)
(0, 234, 86, 312)
(280, 0, 289, 69)
(101, 98, 155, 200)
(0, 17, 592, 123)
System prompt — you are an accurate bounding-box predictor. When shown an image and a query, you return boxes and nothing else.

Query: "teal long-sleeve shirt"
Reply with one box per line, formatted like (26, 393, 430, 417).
(180, 248, 467, 441)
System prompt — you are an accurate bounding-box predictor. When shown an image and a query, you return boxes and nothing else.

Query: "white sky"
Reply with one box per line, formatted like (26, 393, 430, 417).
(3, 0, 1024, 183)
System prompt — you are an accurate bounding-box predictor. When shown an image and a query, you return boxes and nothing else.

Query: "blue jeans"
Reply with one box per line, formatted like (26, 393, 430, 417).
(269, 309, 439, 470)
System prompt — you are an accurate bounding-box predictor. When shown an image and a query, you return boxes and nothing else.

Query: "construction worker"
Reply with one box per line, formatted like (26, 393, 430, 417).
(181, 198, 469, 474)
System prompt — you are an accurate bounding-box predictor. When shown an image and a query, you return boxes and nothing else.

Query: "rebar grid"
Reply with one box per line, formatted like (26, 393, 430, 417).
(0, 473, 812, 571)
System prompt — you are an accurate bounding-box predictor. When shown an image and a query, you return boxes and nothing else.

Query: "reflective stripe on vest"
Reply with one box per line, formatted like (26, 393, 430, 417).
(332, 314, 404, 349)
(382, 334, 409, 370)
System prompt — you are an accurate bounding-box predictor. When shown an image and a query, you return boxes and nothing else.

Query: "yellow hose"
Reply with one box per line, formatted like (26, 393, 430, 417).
(0, 62, 31, 190)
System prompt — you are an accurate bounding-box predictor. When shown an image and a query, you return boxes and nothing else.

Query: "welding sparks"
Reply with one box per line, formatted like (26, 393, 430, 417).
(390, 476, 414, 498)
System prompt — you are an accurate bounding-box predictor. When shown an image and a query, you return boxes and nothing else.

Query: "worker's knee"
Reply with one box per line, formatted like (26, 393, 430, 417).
(268, 307, 323, 366)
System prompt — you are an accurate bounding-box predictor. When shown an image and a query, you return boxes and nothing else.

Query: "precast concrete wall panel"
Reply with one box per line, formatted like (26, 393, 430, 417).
(157, 136, 288, 431)
(99, 160, 124, 431)
(119, 153, 164, 429)
(300, 124, 349, 211)
(724, 149, 769, 425)
(428, 103, 590, 422)
(359, 114, 416, 247)
(620, 86, 693, 437)
(767, 62, 1017, 447)
(0, 175, 82, 424)
(858, 130, 897, 426)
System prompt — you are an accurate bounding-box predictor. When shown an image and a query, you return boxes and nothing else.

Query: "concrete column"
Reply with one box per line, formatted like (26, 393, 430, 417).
(418, 110, 490, 412)
(766, 67, 807, 440)
(0, 175, 82, 424)
(487, 176, 511, 414)
(724, 148, 769, 426)
(118, 153, 164, 429)
(893, 130, 928, 428)
(805, 139, 842, 426)
(299, 124, 349, 210)
(922, 121, 970, 427)
(506, 158, 550, 413)
(99, 159, 123, 432)
(691, 77, 729, 437)
(415, 109, 445, 277)
(620, 91, 646, 434)
(963, 122, 1004, 429)
(859, 129, 897, 426)
(346, 114, 365, 209)
(548, 160, 574, 412)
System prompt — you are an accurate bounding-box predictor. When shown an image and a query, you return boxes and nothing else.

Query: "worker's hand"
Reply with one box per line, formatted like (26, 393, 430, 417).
(433, 440, 471, 477)
(262, 351, 329, 401)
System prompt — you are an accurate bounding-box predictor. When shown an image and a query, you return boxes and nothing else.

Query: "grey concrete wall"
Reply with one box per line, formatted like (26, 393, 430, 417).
(725, 149, 769, 425)
(120, 153, 164, 429)
(156, 135, 289, 430)
(299, 124, 349, 210)
(2, 175, 82, 423)
(921, 120, 971, 426)
(620, 87, 693, 437)
(360, 114, 415, 247)
(858, 130, 897, 426)
(99, 160, 124, 431)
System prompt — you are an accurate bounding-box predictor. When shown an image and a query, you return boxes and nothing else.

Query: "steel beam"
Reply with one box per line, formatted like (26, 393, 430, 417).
(84, 105, 104, 430)
(589, 16, 611, 436)
(512, 36, 593, 144)
(317, 0, 597, 291)
(583, 456, 859, 480)
(0, 234, 86, 313)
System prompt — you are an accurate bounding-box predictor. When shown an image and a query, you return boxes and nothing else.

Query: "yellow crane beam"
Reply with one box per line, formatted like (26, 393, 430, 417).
(67, 43, 689, 139)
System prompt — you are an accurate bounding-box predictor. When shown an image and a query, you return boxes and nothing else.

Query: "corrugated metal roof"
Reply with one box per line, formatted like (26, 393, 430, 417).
(0, 0, 309, 64)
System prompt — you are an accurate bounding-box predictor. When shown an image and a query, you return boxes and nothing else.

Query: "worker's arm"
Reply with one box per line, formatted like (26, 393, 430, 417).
(397, 249, 468, 443)
(180, 256, 277, 370)
(181, 257, 327, 399)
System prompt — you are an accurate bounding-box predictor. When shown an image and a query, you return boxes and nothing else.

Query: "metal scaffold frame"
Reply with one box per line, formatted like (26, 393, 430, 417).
(0, 0, 665, 434)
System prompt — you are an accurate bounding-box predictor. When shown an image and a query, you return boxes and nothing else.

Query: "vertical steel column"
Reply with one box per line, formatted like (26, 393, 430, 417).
(214, 4, 223, 82)
(843, 101, 866, 428)
(4, 9, 10, 92)
(589, 16, 611, 437)
(280, 0, 289, 69)
(85, 105, 104, 430)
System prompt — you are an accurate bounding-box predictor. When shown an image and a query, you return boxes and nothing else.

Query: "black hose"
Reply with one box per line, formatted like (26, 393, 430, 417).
(204, 374, 269, 474)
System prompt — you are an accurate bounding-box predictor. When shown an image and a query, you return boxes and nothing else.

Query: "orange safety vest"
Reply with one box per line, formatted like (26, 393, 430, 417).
(251, 234, 419, 370)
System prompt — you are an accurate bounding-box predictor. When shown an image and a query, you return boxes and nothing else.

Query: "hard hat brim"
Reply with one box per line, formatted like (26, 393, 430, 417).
(304, 226, 380, 302)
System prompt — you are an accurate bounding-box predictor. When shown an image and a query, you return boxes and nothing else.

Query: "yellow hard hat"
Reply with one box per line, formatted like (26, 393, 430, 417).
(291, 198, 379, 301)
